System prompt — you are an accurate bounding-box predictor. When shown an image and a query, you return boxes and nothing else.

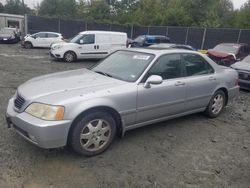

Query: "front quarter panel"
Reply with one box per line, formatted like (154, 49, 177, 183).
(62, 83, 138, 129)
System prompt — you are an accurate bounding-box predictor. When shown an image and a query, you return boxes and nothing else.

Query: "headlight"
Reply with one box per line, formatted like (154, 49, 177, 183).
(25, 103, 64, 121)
(53, 45, 63, 50)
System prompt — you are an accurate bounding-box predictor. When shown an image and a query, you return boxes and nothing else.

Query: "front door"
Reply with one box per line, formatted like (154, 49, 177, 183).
(77, 34, 97, 59)
(136, 53, 187, 123)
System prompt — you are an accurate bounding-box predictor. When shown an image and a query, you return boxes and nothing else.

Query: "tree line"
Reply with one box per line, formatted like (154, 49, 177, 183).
(0, 0, 250, 29)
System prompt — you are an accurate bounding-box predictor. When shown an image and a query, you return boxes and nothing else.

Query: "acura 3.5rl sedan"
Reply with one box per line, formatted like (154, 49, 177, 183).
(6, 48, 239, 156)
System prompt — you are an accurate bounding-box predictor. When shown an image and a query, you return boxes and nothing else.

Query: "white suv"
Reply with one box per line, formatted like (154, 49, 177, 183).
(22, 32, 64, 48)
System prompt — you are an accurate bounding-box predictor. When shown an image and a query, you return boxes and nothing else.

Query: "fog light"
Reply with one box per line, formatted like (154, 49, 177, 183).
(28, 133, 37, 142)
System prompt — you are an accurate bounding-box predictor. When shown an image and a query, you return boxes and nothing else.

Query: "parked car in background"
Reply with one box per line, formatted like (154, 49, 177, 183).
(0, 27, 20, 44)
(207, 43, 250, 67)
(6, 48, 239, 156)
(129, 35, 170, 47)
(50, 31, 127, 62)
(231, 55, 250, 90)
(22, 32, 64, 49)
(149, 43, 196, 51)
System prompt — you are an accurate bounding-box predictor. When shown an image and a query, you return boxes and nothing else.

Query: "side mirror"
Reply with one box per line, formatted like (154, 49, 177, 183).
(79, 39, 84, 44)
(144, 75, 163, 88)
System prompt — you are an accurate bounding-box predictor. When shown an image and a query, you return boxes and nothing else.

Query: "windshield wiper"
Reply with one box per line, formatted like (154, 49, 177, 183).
(94, 71, 113, 77)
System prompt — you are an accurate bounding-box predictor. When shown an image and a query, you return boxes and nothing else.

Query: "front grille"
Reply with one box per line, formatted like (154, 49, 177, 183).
(239, 72, 250, 81)
(14, 94, 26, 110)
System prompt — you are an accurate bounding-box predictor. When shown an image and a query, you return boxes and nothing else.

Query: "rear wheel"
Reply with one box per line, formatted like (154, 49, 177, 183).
(64, 51, 76, 63)
(205, 90, 226, 118)
(24, 41, 33, 49)
(69, 111, 117, 156)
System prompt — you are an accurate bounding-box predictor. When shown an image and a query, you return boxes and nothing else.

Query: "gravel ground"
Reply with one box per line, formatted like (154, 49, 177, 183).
(0, 43, 249, 188)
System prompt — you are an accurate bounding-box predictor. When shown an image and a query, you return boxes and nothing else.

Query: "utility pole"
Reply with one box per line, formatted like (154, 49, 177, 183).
(22, 0, 25, 15)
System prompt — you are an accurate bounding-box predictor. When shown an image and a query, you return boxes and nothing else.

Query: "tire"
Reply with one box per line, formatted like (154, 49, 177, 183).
(64, 51, 76, 63)
(205, 90, 226, 118)
(24, 41, 33, 49)
(69, 111, 117, 156)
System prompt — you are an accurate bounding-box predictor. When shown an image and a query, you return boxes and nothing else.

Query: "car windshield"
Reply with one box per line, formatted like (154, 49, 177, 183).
(70, 34, 83, 43)
(0, 29, 13, 34)
(92, 51, 155, 82)
(243, 55, 250, 63)
(134, 35, 145, 43)
(214, 44, 239, 54)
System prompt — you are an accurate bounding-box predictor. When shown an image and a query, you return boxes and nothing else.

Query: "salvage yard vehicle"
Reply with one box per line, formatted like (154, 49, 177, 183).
(207, 43, 250, 67)
(22, 32, 64, 49)
(149, 43, 196, 51)
(129, 35, 170, 47)
(0, 27, 20, 44)
(231, 55, 250, 90)
(50, 31, 127, 62)
(6, 48, 239, 156)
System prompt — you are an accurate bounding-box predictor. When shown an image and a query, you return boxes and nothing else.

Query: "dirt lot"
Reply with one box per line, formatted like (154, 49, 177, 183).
(0, 43, 249, 188)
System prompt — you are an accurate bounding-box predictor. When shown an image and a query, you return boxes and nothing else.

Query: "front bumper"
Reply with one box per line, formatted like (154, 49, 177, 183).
(50, 49, 63, 59)
(239, 79, 250, 90)
(6, 98, 72, 149)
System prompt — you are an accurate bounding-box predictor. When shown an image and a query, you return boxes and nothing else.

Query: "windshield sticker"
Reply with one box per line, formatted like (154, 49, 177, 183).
(133, 55, 150, 60)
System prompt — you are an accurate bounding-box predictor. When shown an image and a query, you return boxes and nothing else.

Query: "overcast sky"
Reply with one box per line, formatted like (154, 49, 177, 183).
(0, 0, 248, 9)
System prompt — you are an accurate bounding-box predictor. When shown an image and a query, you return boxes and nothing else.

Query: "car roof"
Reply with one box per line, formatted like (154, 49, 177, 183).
(37, 32, 62, 35)
(123, 47, 199, 56)
(218, 43, 248, 46)
(79, 30, 127, 36)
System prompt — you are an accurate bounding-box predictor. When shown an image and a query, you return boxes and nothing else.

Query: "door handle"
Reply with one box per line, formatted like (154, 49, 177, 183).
(175, 81, 185, 86)
(209, 76, 216, 81)
(94, 45, 96, 49)
(96, 45, 99, 49)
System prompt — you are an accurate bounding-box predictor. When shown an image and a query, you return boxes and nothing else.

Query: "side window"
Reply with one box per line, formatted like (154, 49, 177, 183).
(183, 54, 214, 76)
(80, 34, 95, 44)
(146, 54, 182, 80)
(246, 46, 250, 53)
(47, 33, 58, 38)
(36, 33, 47, 38)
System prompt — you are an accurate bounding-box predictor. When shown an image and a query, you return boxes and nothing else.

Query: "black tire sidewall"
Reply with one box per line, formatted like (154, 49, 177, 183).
(206, 90, 226, 118)
(24, 42, 32, 49)
(69, 111, 117, 156)
(64, 51, 75, 63)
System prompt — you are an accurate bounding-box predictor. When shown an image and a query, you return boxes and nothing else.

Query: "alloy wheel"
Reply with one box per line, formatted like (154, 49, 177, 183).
(80, 119, 111, 152)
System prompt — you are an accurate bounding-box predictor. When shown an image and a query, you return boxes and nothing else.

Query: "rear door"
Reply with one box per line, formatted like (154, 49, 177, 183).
(95, 34, 110, 58)
(136, 53, 187, 123)
(46, 33, 59, 47)
(182, 53, 218, 111)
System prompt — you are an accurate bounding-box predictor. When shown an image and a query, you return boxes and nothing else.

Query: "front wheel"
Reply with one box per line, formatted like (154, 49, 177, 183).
(64, 51, 76, 63)
(24, 42, 33, 49)
(69, 111, 117, 156)
(205, 90, 226, 118)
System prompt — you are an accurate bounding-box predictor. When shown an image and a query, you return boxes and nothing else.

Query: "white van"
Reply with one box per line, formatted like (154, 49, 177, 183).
(50, 31, 128, 62)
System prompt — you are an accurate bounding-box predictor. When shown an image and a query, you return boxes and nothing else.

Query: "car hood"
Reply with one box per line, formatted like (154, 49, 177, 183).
(18, 68, 125, 100)
(207, 50, 232, 58)
(231, 61, 250, 71)
(0, 33, 13, 38)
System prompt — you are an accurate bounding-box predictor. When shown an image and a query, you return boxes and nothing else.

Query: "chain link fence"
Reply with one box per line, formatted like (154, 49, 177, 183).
(26, 15, 250, 49)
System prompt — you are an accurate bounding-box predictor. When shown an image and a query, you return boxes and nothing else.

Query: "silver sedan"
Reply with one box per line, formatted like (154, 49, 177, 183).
(6, 48, 239, 156)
